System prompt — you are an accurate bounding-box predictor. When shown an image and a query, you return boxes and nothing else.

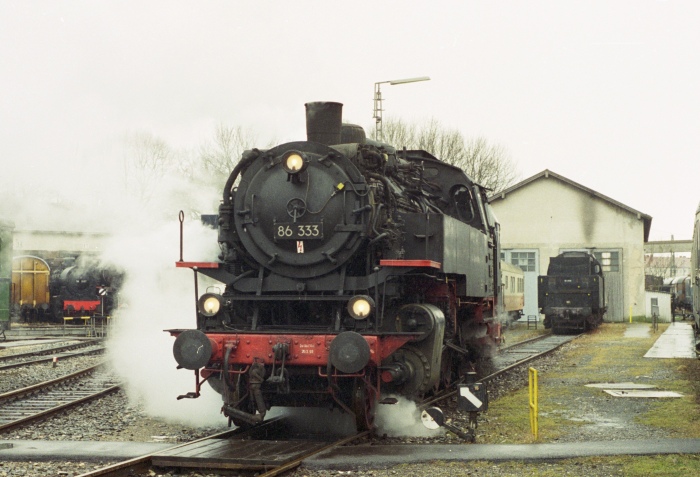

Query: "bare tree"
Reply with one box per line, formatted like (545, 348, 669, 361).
(371, 118, 519, 193)
(122, 131, 173, 204)
(199, 124, 259, 187)
(455, 136, 519, 194)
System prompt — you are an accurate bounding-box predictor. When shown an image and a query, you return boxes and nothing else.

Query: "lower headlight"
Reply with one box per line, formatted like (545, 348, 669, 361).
(347, 295, 374, 320)
(198, 293, 222, 317)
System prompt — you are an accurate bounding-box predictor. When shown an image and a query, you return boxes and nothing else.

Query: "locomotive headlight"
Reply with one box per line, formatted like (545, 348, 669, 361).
(198, 293, 222, 317)
(347, 295, 375, 320)
(282, 151, 308, 174)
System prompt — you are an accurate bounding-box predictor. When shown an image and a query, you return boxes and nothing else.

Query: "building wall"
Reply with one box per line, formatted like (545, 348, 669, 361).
(13, 230, 107, 255)
(491, 175, 647, 321)
(644, 291, 672, 322)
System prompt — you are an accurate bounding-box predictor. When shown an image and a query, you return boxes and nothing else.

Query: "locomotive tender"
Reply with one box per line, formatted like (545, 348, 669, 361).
(538, 251, 606, 334)
(170, 102, 504, 430)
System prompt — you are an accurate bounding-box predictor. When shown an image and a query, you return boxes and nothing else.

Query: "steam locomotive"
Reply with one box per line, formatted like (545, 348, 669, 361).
(11, 254, 122, 323)
(538, 251, 606, 334)
(170, 102, 504, 430)
(48, 256, 122, 322)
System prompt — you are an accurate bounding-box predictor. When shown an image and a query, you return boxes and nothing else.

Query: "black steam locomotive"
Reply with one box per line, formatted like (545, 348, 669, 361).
(171, 102, 503, 430)
(538, 251, 606, 334)
(49, 257, 122, 322)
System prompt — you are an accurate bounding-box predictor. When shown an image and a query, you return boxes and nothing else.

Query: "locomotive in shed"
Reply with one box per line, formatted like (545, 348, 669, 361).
(48, 256, 122, 322)
(170, 102, 505, 430)
(11, 254, 121, 323)
(538, 251, 606, 334)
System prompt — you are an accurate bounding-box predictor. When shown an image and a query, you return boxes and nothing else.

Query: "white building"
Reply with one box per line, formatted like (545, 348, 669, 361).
(489, 170, 652, 322)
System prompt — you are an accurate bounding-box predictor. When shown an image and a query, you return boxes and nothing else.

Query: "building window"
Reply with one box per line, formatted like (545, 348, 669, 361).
(593, 251, 620, 272)
(511, 252, 536, 272)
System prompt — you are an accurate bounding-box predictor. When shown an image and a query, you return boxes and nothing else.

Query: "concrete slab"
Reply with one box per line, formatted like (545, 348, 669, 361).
(0, 440, 175, 461)
(603, 390, 683, 398)
(644, 322, 696, 359)
(585, 382, 656, 389)
(304, 439, 700, 469)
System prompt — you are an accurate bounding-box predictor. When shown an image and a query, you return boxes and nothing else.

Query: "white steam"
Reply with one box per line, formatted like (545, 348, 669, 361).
(103, 219, 227, 427)
(374, 396, 443, 438)
(0, 128, 235, 428)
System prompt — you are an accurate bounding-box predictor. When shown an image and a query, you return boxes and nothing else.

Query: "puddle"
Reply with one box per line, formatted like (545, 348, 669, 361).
(568, 414, 627, 428)
(623, 324, 651, 338)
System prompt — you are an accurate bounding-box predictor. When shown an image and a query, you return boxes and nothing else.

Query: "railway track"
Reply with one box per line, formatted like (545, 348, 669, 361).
(71, 332, 581, 477)
(0, 363, 119, 432)
(73, 419, 369, 477)
(0, 341, 105, 370)
(420, 331, 579, 410)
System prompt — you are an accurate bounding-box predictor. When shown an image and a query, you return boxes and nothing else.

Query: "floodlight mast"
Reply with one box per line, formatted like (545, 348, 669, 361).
(373, 76, 430, 140)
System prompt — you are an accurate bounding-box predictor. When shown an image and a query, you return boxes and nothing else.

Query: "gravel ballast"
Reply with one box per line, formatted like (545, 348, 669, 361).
(1, 323, 699, 476)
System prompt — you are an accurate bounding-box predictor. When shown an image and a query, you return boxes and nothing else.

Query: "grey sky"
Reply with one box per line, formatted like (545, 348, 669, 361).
(2, 0, 698, 240)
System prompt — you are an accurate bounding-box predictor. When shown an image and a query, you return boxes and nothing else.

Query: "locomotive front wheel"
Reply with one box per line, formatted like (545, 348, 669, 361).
(351, 377, 376, 432)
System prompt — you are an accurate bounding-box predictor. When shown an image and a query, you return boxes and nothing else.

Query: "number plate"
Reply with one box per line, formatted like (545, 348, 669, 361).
(275, 222, 323, 240)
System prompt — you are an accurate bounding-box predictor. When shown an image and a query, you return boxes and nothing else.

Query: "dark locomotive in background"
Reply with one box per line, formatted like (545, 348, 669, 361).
(48, 256, 122, 322)
(171, 102, 508, 430)
(12, 254, 122, 323)
(538, 251, 606, 334)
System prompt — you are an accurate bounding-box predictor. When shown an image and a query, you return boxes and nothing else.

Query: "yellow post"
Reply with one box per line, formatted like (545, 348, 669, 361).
(629, 305, 632, 323)
(529, 367, 538, 440)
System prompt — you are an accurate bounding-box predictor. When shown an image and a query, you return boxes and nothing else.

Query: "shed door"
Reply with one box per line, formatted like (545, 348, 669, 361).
(503, 250, 539, 319)
(593, 250, 623, 322)
(11, 256, 50, 308)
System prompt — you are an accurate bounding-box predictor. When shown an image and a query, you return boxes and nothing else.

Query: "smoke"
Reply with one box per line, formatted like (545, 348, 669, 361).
(374, 396, 443, 438)
(103, 218, 227, 427)
(0, 126, 233, 427)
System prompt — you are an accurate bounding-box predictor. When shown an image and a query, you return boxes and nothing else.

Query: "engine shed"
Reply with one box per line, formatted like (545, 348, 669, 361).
(489, 169, 652, 323)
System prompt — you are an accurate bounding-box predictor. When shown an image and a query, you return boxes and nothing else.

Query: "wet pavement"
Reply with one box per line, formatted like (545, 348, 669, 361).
(305, 439, 700, 468)
(643, 322, 696, 358)
(5, 438, 699, 466)
(0, 440, 174, 461)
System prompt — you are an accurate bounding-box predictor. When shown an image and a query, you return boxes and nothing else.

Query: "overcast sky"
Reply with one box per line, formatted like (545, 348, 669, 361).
(1, 0, 698, 241)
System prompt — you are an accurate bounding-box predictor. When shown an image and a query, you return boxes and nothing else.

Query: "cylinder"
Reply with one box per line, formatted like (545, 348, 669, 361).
(305, 102, 343, 145)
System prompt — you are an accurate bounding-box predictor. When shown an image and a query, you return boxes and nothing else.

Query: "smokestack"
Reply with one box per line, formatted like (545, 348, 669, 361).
(305, 102, 343, 145)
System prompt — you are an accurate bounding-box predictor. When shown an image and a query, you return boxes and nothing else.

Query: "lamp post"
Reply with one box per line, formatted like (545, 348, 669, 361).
(373, 76, 430, 140)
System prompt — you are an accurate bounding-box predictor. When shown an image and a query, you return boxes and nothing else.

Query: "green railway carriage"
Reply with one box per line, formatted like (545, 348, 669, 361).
(0, 220, 15, 337)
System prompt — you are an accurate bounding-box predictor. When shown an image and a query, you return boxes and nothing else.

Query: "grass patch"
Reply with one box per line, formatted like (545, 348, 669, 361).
(480, 323, 700, 444)
(383, 455, 700, 477)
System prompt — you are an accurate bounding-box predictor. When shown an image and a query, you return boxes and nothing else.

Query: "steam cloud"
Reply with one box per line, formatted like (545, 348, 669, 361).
(0, 138, 232, 428)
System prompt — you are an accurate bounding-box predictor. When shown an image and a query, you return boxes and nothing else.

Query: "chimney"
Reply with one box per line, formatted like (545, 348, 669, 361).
(305, 102, 343, 145)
